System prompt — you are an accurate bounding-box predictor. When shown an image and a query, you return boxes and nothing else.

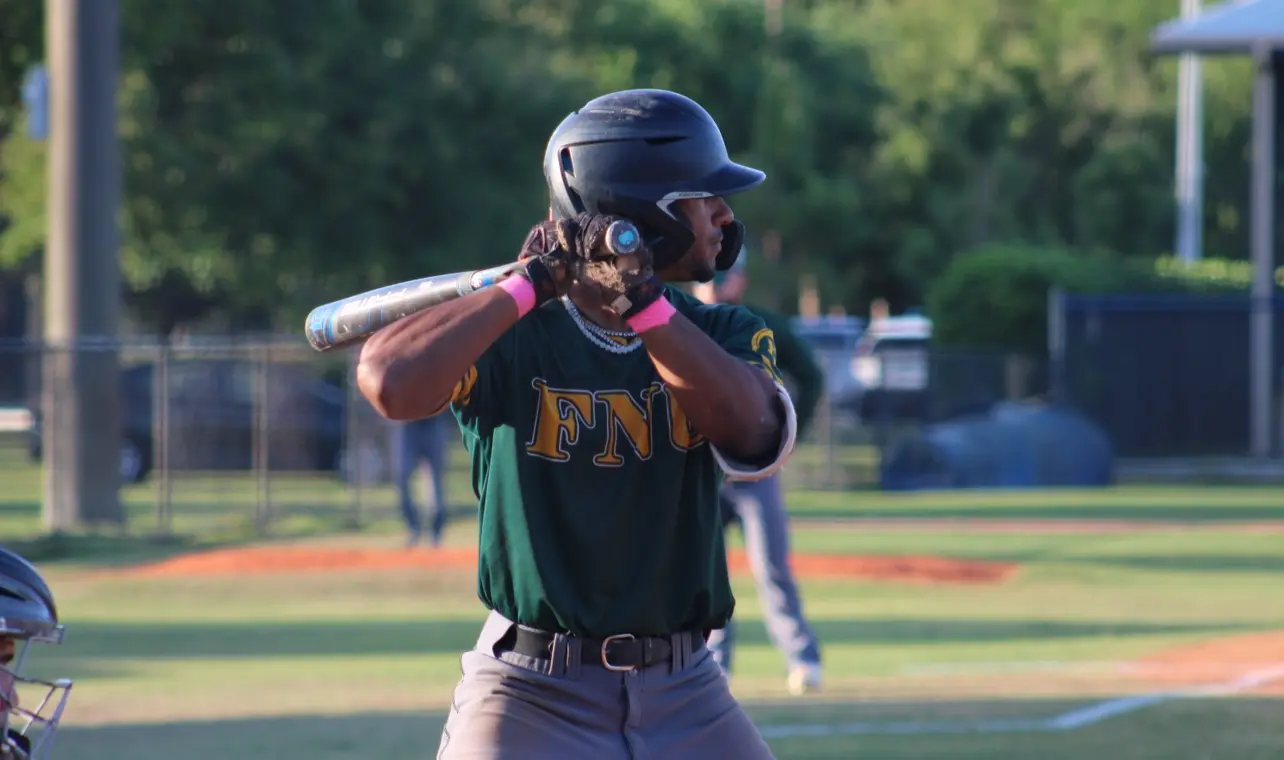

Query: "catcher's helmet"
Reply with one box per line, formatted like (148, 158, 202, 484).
(0, 547, 71, 760)
(542, 89, 765, 271)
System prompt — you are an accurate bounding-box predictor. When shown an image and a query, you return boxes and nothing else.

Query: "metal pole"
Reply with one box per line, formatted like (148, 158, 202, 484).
(1249, 48, 1275, 458)
(253, 345, 271, 533)
(1046, 287, 1066, 401)
(1174, 0, 1204, 262)
(346, 352, 363, 528)
(154, 342, 172, 534)
(42, 0, 124, 530)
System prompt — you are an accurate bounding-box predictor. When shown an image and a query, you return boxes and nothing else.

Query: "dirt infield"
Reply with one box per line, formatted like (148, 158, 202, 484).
(1124, 630, 1284, 693)
(119, 545, 1019, 585)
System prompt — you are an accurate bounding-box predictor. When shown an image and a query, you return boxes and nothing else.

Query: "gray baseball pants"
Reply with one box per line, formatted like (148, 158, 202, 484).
(708, 473, 822, 674)
(436, 610, 778, 760)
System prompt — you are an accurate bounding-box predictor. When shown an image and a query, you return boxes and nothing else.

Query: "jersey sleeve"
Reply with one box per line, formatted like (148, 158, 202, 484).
(767, 316, 825, 441)
(445, 336, 509, 434)
(706, 306, 798, 482)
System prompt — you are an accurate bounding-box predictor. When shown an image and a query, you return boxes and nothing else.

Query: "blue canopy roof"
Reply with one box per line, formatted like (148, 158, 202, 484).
(1152, 0, 1284, 55)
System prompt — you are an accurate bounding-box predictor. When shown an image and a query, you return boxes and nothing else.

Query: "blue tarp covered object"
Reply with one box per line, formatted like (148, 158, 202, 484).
(879, 402, 1115, 491)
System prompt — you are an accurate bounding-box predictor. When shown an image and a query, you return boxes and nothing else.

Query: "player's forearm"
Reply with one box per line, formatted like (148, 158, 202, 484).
(639, 314, 782, 461)
(357, 287, 518, 420)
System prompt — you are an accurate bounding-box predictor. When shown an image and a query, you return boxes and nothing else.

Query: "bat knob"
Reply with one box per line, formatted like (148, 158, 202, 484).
(604, 220, 642, 256)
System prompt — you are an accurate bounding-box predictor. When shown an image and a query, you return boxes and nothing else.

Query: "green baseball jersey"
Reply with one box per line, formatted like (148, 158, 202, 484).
(447, 285, 784, 638)
(743, 305, 824, 441)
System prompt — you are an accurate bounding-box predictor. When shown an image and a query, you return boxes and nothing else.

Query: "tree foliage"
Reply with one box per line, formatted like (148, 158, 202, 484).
(0, 0, 1266, 335)
(925, 245, 1272, 355)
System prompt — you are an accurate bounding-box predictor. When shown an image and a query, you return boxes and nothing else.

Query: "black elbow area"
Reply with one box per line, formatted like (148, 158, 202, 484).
(355, 359, 395, 419)
(356, 357, 450, 421)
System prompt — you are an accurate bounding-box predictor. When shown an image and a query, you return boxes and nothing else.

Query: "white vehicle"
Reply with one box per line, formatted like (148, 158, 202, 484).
(790, 315, 865, 413)
(850, 314, 932, 421)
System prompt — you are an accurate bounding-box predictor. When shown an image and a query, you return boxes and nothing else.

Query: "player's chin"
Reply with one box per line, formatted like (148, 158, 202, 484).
(692, 263, 717, 284)
(691, 251, 719, 283)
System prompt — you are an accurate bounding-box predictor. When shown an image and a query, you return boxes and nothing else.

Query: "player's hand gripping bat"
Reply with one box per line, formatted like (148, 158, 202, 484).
(304, 218, 644, 352)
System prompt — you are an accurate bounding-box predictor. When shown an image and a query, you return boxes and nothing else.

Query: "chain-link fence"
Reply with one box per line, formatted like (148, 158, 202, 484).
(0, 336, 1056, 536)
(780, 348, 1052, 492)
(0, 336, 431, 539)
(1055, 292, 1284, 457)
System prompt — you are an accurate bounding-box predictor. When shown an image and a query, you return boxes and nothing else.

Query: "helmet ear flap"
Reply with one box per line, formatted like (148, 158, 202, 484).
(715, 221, 745, 271)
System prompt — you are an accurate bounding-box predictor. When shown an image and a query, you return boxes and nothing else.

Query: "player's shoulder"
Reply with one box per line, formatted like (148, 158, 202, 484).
(741, 303, 793, 335)
(665, 286, 765, 330)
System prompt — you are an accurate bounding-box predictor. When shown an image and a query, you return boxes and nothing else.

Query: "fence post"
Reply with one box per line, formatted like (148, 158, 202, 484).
(153, 340, 173, 535)
(252, 343, 272, 535)
(1047, 287, 1066, 402)
(345, 351, 364, 529)
(40, 341, 69, 533)
(819, 393, 834, 489)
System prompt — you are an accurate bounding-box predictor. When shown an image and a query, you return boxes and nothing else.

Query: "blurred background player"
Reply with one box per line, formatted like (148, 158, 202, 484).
(389, 411, 453, 546)
(692, 247, 825, 696)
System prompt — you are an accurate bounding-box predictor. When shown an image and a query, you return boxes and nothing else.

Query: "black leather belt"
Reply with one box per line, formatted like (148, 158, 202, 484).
(504, 625, 703, 672)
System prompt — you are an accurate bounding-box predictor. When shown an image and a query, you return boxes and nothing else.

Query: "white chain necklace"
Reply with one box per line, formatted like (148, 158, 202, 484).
(561, 297, 644, 355)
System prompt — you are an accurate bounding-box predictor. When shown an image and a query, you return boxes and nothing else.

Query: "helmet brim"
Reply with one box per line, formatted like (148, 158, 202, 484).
(697, 161, 766, 198)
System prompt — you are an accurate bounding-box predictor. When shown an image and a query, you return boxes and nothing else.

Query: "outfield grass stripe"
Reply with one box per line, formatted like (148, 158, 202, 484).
(1048, 663, 1284, 729)
(759, 717, 1051, 738)
(756, 663, 1284, 740)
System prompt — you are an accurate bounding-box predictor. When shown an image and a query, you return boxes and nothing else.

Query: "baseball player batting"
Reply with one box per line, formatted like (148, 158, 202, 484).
(356, 88, 797, 760)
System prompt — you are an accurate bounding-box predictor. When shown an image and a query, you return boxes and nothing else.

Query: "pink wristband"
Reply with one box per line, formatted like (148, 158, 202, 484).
(625, 297, 676, 333)
(498, 276, 537, 318)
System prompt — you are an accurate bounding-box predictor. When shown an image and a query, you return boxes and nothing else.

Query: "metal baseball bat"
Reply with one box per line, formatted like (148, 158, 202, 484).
(303, 261, 525, 352)
(303, 219, 643, 353)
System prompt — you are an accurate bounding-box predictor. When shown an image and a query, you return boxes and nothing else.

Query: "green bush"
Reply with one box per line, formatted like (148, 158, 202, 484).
(924, 246, 1272, 355)
(1151, 255, 1284, 291)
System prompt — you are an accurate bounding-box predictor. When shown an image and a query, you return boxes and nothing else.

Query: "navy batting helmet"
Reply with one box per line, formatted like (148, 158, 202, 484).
(542, 89, 765, 272)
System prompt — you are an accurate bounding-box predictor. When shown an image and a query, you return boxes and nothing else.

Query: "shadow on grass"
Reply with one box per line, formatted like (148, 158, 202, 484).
(58, 619, 487, 659)
(51, 697, 1284, 760)
(727, 618, 1267, 649)
(0, 499, 40, 516)
(56, 712, 450, 760)
(1051, 554, 1284, 575)
(789, 505, 1284, 522)
(47, 617, 1266, 662)
(1, 525, 348, 568)
(1, 532, 219, 568)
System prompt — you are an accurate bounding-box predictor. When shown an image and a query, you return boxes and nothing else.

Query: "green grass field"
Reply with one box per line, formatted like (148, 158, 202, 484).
(3, 445, 1284, 759)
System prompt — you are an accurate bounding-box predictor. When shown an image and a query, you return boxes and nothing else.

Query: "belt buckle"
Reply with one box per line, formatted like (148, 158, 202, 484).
(600, 633, 637, 672)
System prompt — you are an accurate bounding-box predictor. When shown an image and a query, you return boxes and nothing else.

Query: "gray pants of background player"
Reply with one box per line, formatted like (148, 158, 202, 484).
(708, 474, 822, 675)
(437, 611, 778, 760)
(390, 413, 452, 543)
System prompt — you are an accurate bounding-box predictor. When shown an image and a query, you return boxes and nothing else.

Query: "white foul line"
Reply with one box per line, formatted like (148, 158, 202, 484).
(757, 664, 1284, 740)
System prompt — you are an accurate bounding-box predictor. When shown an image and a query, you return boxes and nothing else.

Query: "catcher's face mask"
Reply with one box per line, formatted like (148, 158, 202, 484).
(1, 628, 72, 760)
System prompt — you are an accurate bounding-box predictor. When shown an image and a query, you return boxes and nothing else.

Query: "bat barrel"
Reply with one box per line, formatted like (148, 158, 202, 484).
(305, 301, 344, 352)
(304, 261, 525, 352)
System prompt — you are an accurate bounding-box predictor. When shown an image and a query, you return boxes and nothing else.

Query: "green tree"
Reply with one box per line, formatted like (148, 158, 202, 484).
(0, 0, 43, 137)
(0, 0, 1269, 333)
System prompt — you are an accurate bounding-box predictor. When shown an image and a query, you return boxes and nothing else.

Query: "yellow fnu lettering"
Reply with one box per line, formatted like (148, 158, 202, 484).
(664, 388, 705, 451)
(593, 385, 661, 467)
(750, 327, 785, 385)
(526, 379, 595, 462)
